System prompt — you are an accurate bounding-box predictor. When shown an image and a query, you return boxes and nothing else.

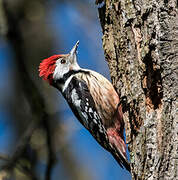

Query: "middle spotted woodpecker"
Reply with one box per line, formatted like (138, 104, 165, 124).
(39, 41, 130, 171)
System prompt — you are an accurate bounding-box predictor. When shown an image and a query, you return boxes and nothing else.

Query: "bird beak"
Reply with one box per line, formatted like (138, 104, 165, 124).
(69, 40, 79, 63)
(70, 40, 79, 55)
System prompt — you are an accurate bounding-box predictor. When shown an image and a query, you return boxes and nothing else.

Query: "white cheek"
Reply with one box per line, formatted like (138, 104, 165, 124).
(53, 63, 69, 80)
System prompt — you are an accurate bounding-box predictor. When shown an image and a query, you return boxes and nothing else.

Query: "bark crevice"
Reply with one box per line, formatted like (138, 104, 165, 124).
(142, 45, 163, 110)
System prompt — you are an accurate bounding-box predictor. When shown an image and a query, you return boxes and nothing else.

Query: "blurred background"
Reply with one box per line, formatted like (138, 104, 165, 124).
(0, 0, 131, 179)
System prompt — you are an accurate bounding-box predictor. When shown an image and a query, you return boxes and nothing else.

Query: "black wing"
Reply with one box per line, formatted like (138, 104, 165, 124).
(63, 76, 110, 150)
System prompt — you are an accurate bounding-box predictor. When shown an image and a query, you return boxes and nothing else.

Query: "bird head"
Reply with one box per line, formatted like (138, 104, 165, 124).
(39, 41, 80, 85)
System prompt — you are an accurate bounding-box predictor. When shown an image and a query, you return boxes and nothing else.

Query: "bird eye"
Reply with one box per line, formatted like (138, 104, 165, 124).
(61, 59, 66, 64)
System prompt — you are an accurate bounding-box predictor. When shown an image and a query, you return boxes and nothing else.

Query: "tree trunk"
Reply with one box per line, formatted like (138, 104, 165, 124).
(97, 0, 178, 179)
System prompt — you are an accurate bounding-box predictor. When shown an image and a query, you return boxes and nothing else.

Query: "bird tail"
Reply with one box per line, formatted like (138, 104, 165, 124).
(112, 150, 131, 172)
(111, 135, 131, 172)
(107, 128, 131, 172)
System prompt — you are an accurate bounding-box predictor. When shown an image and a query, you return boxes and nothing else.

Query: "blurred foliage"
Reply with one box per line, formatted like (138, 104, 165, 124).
(0, 0, 95, 180)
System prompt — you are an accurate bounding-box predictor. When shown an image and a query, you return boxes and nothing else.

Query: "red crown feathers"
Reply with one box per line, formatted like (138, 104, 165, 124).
(39, 55, 61, 84)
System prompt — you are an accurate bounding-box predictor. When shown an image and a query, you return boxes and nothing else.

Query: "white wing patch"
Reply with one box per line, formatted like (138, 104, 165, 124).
(62, 75, 74, 92)
(71, 89, 81, 107)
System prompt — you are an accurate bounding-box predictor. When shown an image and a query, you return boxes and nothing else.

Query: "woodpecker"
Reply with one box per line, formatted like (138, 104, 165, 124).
(39, 41, 130, 172)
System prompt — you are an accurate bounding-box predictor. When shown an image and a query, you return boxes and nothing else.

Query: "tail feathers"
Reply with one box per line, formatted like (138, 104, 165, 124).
(107, 128, 131, 172)
(112, 151, 131, 172)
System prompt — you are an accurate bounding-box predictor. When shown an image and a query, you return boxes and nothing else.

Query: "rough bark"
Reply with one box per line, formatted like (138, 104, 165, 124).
(97, 0, 178, 179)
